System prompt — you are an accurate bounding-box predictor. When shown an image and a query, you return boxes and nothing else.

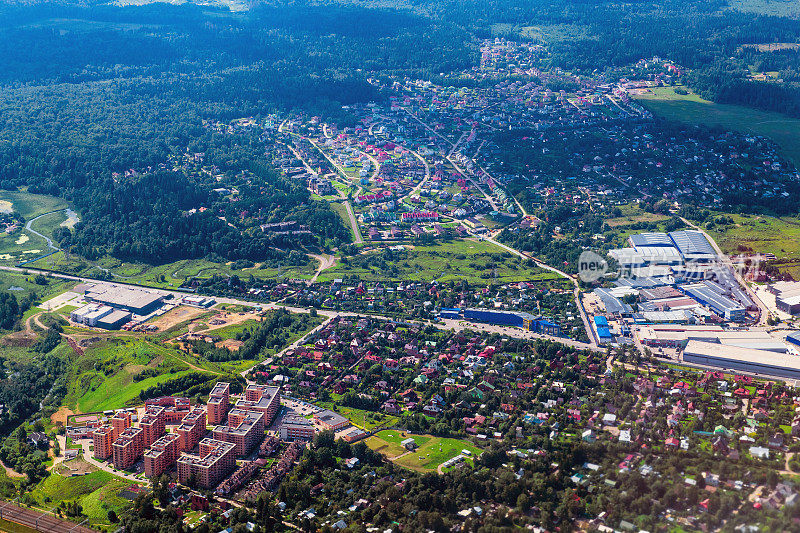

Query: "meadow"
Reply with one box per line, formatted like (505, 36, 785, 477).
(635, 86, 800, 166)
(62, 337, 219, 412)
(366, 430, 482, 472)
(318, 239, 562, 284)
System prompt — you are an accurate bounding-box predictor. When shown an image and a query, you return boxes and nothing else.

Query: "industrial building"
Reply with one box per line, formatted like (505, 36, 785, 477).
(668, 230, 716, 261)
(682, 283, 746, 321)
(459, 308, 561, 335)
(682, 340, 800, 379)
(770, 281, 800, 315)
(70, 304, 131, 329)
(177, 438, 237, 489)
(83, 285, 164, 315)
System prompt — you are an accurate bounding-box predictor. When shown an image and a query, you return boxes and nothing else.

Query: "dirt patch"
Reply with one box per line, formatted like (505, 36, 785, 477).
(148, 305, 207, 331)
(203, 312, 260, 333)
(51, 406, 75, 426)
(57, 458, 97, 476)
(0, 459, 24, 478)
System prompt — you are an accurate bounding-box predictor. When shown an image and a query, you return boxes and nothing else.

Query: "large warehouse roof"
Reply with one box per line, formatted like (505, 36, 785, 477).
(668, 230, 716, 256)
(629, 232, 674, 248)
(683, 340, 800, 378)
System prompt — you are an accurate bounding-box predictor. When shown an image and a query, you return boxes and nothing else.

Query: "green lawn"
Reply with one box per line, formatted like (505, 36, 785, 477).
(367, 430, 482, 472)
(635, 86, 800, 166)
(317, 405, 398, 431)
(319, 239, 562, 284)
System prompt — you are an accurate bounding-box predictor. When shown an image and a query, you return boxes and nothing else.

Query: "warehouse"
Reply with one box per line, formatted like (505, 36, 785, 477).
(96, 310, 132, 330)
(83, 285, 163, 315)
(682, 284, 746, 321)
(682, 340, 800, 380)
(668, 230, 716, 261)
(71, 304, 113, 326)
(628, 232, 674, 248)
(462, 309, 561, 334)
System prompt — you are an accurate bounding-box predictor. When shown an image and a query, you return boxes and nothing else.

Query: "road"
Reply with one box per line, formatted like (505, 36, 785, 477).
(679, 217, 770, 325)
(486, 236, 596, 348)
(19, 209, 67, 265)
(308, 254, 335, 283)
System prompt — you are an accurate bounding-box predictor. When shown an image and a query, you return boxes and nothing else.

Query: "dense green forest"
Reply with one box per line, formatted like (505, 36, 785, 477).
(1, 0, 800, 265)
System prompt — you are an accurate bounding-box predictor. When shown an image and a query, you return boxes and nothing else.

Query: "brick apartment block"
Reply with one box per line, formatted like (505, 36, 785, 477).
(235, 384, 281, 425)
(212, 408, 264, 456)
(177, 438, 236, 489)
(144, 432, 181, 478)
(207, 382, 230, 425)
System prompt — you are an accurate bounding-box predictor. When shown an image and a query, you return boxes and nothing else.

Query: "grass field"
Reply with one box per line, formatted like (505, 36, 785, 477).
(0, 190, 69, 220)
(63, 338, 218, 412)
(635, 86, 800, 166)
(318, 404, 398, 431)
(319, 239, 562, 284)
(28, 252, 317, 289)
(367, 430, 482, 472)
(605, 203, 670, 228)
(29, 470, 134, 529)
(704, 213, 800, 259)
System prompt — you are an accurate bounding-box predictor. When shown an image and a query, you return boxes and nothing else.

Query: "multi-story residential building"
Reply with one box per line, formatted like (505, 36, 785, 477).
(111, 411, 132, 435)
(212, 408, 264, 456)
(144, 433, 181, 478)
(113, 426, 144, 469)
(139, 406, 165, 448)
(92, 425, 116, 460)
(176, 406, 207, 452)
(145, 396, 191, 423)
(235, 384, 281, 425)
(207, 382, 230, 425)
(177, 438, 236, 489)
(279, 415, 315, 441)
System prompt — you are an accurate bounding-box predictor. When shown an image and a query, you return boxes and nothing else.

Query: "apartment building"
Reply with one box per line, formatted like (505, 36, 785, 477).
(145, 396, 191, 423)
(235, 384, 281, 425)
(144, 433, 181, 478)
(279, 415, 315, 441)
(207, 382, 230, 425)
(92, 425, 116, 460)
(111, 411, 132, 435)
(176, 406, 207, 452)
(212, 408, 264, 456)
(177, 438, 236, 489)
(113, 426, 144, 469)
(139, 406, 166, 448)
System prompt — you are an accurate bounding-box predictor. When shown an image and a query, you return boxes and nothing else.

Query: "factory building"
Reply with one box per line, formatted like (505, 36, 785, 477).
(682, 283, 746, 321)
(770, 282, 800, 315)
(668, 230, 716, 262)
(683, 340, 800, 380)
(459, 309, 561, 335)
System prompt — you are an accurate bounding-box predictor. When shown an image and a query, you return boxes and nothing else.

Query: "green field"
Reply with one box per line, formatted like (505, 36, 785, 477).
(704, 213, 800, 258)
(29, 469, 135, 529)
(28, 252, 317, 289)
(367, 430, 482, 472)
(319, 239, 562, 284)
(0, 190, 69, 220)
(318, 404, 398, 431)
(635, 86, 800, 166)
(63, 338, 219, 412)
